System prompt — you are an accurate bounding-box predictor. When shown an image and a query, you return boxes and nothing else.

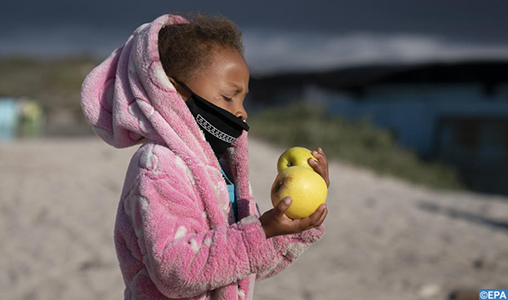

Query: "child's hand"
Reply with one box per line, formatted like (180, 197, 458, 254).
(308, 147, 330, 188)
(259, 198, 327, 239)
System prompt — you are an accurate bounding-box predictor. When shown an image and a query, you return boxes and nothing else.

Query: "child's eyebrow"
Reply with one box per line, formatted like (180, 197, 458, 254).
(227, 82, 249, 94)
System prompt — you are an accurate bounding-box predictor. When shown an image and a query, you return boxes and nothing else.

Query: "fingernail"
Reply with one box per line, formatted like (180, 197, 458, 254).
(284, 198, 291, 205)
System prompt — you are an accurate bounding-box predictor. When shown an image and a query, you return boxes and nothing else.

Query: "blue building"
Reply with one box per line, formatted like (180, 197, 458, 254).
(249, 60, 508, 194)
(0, 98, 19, 140)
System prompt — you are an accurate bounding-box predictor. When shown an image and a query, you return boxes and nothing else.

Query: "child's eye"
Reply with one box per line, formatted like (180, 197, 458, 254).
(222, 96, 233, 102)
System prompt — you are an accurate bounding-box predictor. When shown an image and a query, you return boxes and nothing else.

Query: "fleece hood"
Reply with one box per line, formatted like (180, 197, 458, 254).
(81, 14, 238, 166)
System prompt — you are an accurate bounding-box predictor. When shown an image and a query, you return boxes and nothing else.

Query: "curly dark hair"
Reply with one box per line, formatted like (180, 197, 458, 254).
(158, 12, 244, 82)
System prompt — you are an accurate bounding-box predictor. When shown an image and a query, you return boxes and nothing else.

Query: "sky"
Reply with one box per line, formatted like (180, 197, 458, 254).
(2, 0, 508, 73)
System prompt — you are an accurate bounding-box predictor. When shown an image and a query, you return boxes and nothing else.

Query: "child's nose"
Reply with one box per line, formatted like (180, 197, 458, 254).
(235, 105, 248, 121)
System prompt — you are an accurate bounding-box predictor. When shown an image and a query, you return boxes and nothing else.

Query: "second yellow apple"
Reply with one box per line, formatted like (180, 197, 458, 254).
(277, 146, 317, 173)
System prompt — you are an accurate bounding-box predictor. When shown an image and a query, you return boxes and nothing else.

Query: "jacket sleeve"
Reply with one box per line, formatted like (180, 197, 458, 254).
(255, 225, 325, 281)
(125, 169, 276, 299)
(245, 197, 325, 280)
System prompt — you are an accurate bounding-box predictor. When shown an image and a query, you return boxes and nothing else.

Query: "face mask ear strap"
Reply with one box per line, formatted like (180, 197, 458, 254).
(172, 77, 195, 95)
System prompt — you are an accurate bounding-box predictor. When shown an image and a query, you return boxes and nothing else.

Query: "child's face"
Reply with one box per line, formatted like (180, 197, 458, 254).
(174, 47, 250, 120)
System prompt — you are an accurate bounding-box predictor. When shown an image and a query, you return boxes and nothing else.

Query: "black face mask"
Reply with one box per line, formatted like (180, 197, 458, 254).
(174, 78, 249, 159)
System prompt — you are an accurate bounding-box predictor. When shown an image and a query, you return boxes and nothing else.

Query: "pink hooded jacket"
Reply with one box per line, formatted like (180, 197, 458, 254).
(81, 14, 325, 300)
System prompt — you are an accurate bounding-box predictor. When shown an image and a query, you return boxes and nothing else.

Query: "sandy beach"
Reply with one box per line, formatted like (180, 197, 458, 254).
(1, 137, 507, 300)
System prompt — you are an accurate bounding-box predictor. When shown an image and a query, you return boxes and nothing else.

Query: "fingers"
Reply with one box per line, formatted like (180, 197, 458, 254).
(310, 203, 327, 226)
(264, 201, 327, 238)
(314, 205, 328, 226)
(273, 197, 292, 217)
(309, 148, 330, 188)
(312, 149, 328, 170)
(296, 204, 327, 231)
(315, 148, 328, 166)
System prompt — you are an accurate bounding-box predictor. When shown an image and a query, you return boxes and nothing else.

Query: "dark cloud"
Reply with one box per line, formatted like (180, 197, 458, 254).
(2, 0, 508, 72)
(2, 0, 508, 43)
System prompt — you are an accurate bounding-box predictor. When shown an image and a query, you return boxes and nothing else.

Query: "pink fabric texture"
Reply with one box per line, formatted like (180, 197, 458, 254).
(81, 14, 325, 300)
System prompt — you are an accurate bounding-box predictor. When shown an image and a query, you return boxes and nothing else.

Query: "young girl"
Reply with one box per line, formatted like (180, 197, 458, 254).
(81, 13, 329, 300)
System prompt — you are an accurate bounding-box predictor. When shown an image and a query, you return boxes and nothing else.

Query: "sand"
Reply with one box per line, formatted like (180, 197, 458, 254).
(1, 137, 507, 300)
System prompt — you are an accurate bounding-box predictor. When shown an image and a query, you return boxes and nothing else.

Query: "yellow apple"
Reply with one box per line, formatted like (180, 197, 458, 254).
(271, 166, 328, 219)
(277, 146, 317, 173)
